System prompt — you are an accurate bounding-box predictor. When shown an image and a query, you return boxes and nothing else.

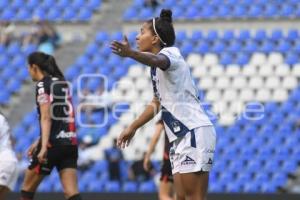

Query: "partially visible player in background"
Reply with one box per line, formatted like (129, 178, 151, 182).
(20, 52, 82, 200)
(111, 9, 216, 200)
(143, 119, 176, 200)
(0, 113, 18, 200)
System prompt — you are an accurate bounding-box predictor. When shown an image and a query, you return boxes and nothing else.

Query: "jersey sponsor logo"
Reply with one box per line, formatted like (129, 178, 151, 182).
(37, 94, 50, 104)
(181, 155, 196, 166)
(38, 88, 45, 95)
(56, 131, 76, 139)
(207, 158, 213, 165)
(41, 167, 51, 172)
(37, 81, 44, 88)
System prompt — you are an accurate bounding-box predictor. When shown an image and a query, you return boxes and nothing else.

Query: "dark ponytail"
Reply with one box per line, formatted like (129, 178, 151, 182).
(28, 52, 65, 80)
(147, 9, 176, 47)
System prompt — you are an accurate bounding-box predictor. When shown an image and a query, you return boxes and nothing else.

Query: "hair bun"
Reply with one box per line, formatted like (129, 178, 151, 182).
(160, 9, 172, 23)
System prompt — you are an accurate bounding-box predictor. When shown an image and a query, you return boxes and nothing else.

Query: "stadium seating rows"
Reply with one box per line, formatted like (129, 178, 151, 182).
(124, 0, 300, 21)
(12, 28, 300, 193)
(0, 0, 102, 22)
(0, 43, 37, 105)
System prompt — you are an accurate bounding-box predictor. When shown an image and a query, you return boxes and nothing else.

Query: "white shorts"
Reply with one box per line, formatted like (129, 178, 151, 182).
(169, 126, 216, 174)
(0, 161, 18, 191)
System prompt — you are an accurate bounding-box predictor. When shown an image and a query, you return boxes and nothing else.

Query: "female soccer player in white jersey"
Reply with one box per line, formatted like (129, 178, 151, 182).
(111, 9, 216, 200)
(0, 113, 18, 200)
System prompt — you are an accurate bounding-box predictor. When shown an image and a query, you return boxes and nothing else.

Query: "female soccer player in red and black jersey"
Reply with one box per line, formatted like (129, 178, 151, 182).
(20, 52, 82, 200)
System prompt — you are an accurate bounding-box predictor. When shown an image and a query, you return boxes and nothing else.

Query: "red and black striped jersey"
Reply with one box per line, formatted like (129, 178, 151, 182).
(35, 76, 77, 146)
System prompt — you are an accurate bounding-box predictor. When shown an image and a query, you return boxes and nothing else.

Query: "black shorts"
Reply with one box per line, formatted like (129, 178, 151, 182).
(160, 158, 173, 182)
(29, 145, 78, 175)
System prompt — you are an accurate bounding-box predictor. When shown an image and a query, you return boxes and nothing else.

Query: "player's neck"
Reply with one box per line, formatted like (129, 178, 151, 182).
(151, 46, 162, 55)
(36, 72, 46, 81)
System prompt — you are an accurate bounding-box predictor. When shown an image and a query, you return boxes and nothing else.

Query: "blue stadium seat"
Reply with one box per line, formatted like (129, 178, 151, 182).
(232, 5, 247, 18)
(77, 8, 92, 21)
(95, 31, 109, 44)
(16, 9, 31, 21)
(0, 91, 10, 105)
(280, 4, 294, 18)
(105, 181, 120, 192)
(62, 8, 77, 21)
(87, 180, 104, 192)
(285, 52, 298, 65)
(220, 53, 233, 65)
(47, 9, 61, 21)
(139, 180, 156, 192)
(138, 8, 153, 19)
(265, 4, 278, 18)
(87, 0, 102, 10)
(1, 8, 15, 21)
(123, 8, 137, 21)
(123, 181, 138, 192)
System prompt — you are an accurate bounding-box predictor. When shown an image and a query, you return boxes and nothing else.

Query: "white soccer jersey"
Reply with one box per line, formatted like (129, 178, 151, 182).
(150, 47, 212, 142)
(0, 114, 17, 162)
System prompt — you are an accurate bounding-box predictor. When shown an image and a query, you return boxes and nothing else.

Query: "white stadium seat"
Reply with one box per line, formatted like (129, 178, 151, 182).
(258, 65, 274, 77)
(192, 66, 208, 78)
(256, 89, 271, 102)
(242, 65, 257, 77)
(240, 89, 255, 101)
(272, 89, 288, 101)
(128, 64, 144, 78)
(187, 53, 202, 68)
(117, 77, 135, 91)
(226, 64, 241, 77)
(250, 53, 267, 66)
(140, 90, 153, 102)
(135, 77, 150, 90)
(275, 64, 290, 77)
(232, 77, 247, 89)
(223, 89, 238, 101)
(265, 76, 280, 89)
(292, 64, 300, 77)
(199, 77, 214, 89)
(216, 77, 230, 89)
(268, 52, 284, 65)
(282, 76, 298, 89)
(209, 65, 224, 77)
(203, 53, 219, 67)
(249, 77, 263, 89)
(206, 89, 221, 102)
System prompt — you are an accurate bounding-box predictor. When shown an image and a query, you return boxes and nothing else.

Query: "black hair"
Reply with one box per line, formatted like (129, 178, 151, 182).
(28, 52, 65, 80)
(147, 9, 176, 47)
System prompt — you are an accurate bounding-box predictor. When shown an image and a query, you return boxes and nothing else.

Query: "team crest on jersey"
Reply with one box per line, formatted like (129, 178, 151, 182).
(181, 156, 196, 166)
(171, 121, 181, 133)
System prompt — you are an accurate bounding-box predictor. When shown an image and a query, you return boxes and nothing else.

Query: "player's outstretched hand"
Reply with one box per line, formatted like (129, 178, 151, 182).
(117, 126, 136, 149)
(111, 35, 132, 57)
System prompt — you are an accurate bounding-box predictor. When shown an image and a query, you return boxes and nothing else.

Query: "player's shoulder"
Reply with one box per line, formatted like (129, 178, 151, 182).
(160, 46, 180, 55)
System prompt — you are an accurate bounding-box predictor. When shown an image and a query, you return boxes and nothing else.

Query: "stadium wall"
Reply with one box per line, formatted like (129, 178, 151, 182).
(7, 193, 300, 200)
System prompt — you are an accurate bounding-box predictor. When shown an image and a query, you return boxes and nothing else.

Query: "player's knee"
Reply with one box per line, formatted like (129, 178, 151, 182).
(67, 193, 82, 200)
